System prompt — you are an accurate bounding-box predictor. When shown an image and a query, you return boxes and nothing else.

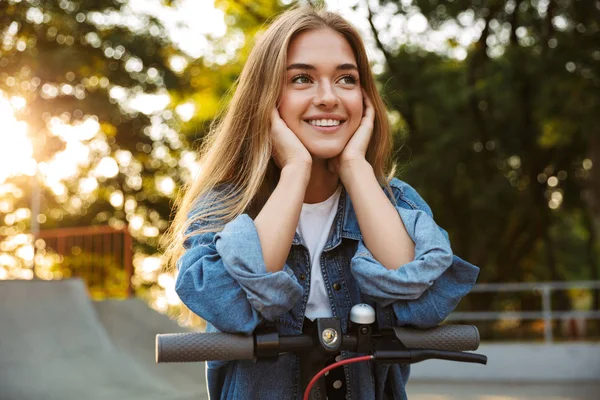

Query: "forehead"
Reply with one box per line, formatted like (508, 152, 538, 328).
(287, 28, 357, 66)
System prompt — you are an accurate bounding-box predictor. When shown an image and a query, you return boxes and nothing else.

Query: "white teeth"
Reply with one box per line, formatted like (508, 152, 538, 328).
(308, 119, 341, 127)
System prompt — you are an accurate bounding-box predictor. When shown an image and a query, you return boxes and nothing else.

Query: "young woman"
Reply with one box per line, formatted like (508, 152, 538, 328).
(163, 6, 479, 400)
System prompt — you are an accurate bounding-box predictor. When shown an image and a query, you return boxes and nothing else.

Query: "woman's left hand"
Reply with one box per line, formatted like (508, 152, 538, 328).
(328, 90, 375, 175)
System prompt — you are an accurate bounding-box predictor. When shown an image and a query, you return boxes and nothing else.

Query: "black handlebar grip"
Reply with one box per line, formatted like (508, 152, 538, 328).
(392, 325, 480, 352)
(156, 332, 254, 363)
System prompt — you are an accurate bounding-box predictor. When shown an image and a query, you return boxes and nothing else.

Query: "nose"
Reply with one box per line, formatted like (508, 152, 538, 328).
(312, 81, 338, 108)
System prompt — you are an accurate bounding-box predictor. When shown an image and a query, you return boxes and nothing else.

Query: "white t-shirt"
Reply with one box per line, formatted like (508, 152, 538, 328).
(296, 185, 342, 321)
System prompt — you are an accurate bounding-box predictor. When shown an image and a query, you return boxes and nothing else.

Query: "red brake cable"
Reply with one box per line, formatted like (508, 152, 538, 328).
(303, 355, 374, 400)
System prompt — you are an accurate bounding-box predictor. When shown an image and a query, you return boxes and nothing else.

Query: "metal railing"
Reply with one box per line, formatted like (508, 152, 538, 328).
(446, 281, 600, 343)
(37, 225, 133, 298)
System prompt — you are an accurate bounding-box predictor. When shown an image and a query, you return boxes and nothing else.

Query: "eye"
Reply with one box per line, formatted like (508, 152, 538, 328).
(291, 74, 312, 84)
(338, 75, 358, 85)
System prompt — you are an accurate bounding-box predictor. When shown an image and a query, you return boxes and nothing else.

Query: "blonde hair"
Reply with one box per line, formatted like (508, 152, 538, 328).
(162, 6, 396, 273)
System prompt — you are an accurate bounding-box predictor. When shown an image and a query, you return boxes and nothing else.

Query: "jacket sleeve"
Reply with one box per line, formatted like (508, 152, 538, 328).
(393, 255, 479, 328)
(175, 213, 303, 334)
(350, 206, 453, 306)
(389, 181, 479, 327)
(350, 180, 454, 306)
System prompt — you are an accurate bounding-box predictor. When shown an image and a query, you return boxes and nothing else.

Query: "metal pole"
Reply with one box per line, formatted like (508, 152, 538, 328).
(30, 171, 40, 279)
(30, 173, 40, 236)
(541, 286, 553, 344)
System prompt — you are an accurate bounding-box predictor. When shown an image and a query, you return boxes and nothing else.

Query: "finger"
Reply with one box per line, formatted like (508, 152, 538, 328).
(271, 108, 281, 123)
(352, 91, 374, 142)
(361, 91, 375, 119)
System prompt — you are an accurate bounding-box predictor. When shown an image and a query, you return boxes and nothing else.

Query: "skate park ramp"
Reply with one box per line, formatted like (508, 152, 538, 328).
(0, 279, 207, 400)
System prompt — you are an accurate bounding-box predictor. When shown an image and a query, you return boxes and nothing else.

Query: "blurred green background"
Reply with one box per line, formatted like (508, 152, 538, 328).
(0, 0, 598, 341)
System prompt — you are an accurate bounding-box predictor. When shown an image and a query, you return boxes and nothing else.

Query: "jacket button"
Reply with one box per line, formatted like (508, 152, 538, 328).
(299, 274, 306, 281)
(333, 283, 341, 291)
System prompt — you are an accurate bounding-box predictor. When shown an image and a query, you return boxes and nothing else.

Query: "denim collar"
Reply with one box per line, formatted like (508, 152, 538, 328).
(292, 186, 362, 250)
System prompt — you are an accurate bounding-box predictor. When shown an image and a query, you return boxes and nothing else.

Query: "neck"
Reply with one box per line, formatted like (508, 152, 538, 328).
(303, 158, 339, 204)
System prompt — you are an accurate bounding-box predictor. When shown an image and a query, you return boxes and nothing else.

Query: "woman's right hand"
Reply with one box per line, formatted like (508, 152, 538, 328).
(270, 108, 312, 170)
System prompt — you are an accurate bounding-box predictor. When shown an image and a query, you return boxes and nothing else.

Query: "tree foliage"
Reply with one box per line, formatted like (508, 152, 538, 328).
(0, 0, 286, 293)
(368, 0, 599, 310)
(1, 0, 598, 316)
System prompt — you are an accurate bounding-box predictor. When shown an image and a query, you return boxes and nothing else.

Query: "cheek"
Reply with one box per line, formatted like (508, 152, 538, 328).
(278, 91, 302, 127)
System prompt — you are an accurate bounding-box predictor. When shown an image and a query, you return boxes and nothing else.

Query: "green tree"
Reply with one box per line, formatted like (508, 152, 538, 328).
(366, 0, 599, 306)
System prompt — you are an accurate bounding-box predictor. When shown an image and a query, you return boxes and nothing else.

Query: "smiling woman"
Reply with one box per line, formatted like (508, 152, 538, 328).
(161, 5, 479, 400)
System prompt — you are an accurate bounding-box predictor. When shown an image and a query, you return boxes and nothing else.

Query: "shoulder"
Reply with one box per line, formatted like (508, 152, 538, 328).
(387, 177, 434, 217)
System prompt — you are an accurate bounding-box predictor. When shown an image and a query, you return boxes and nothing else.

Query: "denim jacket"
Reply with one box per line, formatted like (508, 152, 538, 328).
(175, 178, 480, 400)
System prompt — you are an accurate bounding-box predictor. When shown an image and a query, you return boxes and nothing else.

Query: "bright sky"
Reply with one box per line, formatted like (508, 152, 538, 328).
(126, 0, 227, 58)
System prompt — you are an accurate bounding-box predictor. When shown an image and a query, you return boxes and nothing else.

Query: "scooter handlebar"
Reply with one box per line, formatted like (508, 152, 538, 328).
(392, 324, 480, 351)
(156, 332, 254, 363)
(156, 324, 481, 363)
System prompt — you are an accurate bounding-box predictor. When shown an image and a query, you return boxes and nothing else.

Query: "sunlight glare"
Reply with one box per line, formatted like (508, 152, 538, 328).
(156, 176, 175, 196)
(169, 55, 188, 73)
(79, 177, 99, 194)
(109, 191, 124, 208)
(10, 96, 26, 110)
(49, 116, 100, 142)
(407, 13, 428, 34)
(95, 157, 119, 178)
(0, 94, 37, 184)
(158, 272, 181, 306)
(129, 214, 144, 230)
(115, 150, 132, 167)
(143, 226, 159, 237)
(141, 255, 162, 273)
(38, 141, 91, 184)
(36, 116, 101, 186)
(0, 254, 17, 269)
(175, 102, 195, 122)
(16, 244, 34, 262)
(127, 92, 171, 115)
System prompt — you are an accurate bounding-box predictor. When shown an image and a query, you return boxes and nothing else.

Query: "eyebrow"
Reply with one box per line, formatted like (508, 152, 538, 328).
(286, 63, 358, 71)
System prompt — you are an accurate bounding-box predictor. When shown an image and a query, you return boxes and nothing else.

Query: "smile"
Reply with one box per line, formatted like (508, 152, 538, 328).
(307, 119, 343, 127)
(304, 119, 345, 132)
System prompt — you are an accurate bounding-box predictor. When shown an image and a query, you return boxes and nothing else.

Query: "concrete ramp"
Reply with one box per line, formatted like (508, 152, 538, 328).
(0, 279, 206, 400)
(93, 298, 205, 392)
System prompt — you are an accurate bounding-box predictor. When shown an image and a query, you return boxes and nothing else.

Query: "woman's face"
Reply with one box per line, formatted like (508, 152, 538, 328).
(279, 28, 364, 161)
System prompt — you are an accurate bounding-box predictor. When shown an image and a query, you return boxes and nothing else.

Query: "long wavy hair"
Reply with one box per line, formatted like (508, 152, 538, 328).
(162, 6, 396, 274)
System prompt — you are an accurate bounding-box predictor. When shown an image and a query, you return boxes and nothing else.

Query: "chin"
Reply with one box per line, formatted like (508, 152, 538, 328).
(307, 147, 344, 161)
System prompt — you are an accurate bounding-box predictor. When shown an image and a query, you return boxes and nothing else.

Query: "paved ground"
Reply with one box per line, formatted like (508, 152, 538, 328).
(93, 298, 205, 394)
(409, 343, 600, 383)
(406, 382, 600, 400)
